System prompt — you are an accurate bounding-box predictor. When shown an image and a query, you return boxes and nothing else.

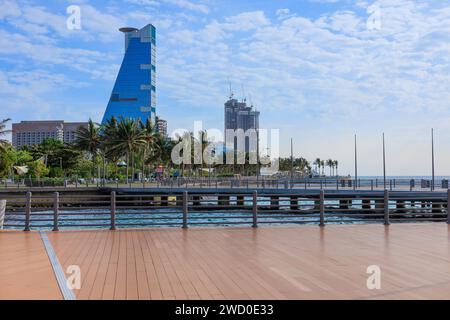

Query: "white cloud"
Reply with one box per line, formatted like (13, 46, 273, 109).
(276, 8, 295, 20)
(0, 0, 20, 20)
(164, 0, 209, 14)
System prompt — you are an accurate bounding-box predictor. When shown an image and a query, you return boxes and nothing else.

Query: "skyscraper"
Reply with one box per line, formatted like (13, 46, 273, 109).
(155, 116, 168, 137)
(102, 24, 156, 124)
(224, 95, 260, 153)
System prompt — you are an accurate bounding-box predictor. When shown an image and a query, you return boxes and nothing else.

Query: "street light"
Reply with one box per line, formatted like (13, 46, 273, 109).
(382, 133, 386, 190)
(354, 134, 358, 189)
(431, 128, 435, 191)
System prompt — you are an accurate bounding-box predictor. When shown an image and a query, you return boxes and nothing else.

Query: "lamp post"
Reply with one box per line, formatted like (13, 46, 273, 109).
(354, 134, 358, 189)
(290, 138, 294, 181)
(431, 128, 435, 191)
(383, 133, 386, 190)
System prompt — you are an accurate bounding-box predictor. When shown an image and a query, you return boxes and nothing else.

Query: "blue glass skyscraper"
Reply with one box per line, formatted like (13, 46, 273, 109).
(101, 24, 156, 124)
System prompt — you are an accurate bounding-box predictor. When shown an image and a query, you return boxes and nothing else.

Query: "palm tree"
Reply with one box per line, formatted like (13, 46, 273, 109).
(175, 131, 194, 177)
(320, 160, 325, 176)
(73, 119, 101, 179)
(334, 160, 339, 177)
(106, 117, 146, 183)
(140, 118, 158, 181)
(0, 118, 12, 150)
(326, 159, 333, 176)
(314, 158, 321, 176)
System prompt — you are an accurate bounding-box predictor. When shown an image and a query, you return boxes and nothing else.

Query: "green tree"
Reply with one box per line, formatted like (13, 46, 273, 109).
(0, 146, 15, 177)
(314, 158, 321, 175)
(334, 160, 339, 177)
(73, 119, 101, 179)
(326, 159, 333, 176)
(28, 159, 49, 178)
(140, 118, 158, 181)
(0, 118, 11, 151)
(106, 117, 147, 183)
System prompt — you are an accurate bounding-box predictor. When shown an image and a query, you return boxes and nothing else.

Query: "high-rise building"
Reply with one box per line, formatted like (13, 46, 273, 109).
(12, 121, 88, 148)
(155, 116, 167, 137)
(224, 95, 260, 153)
(102, 24, 157, 124)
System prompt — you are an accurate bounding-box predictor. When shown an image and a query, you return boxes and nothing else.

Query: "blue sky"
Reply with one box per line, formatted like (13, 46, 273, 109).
(1, 0, 450, 175)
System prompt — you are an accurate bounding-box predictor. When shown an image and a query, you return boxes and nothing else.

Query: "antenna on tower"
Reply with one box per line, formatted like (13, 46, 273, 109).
(241, 84, 246, 103)
(227, 77, 233, 99)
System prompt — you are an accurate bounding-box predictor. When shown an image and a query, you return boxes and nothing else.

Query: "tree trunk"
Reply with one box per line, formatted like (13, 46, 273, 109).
(142, 150, 146, 184)
(130, 152, 135, 183)
(126, 152, 129, 184)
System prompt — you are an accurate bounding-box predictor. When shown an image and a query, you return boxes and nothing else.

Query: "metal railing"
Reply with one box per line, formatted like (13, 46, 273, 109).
(1, 189, 449, 231)
(2, 177, 449, 192)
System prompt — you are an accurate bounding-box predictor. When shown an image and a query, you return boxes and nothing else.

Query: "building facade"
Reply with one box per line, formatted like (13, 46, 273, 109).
(12, 121, 88, 148)
(224, 96, 260, 153)
(102, 24, 157, 124)
(155, 116, 167, 137)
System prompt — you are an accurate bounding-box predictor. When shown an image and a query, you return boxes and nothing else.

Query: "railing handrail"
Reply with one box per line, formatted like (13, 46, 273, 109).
(2, 188, 449, 231)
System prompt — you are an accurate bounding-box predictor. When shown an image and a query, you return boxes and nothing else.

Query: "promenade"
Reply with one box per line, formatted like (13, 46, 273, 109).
(2, 224, 450, 300)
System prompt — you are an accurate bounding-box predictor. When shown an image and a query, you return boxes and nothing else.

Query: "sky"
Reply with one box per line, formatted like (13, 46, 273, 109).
(1, 0, 450, 176)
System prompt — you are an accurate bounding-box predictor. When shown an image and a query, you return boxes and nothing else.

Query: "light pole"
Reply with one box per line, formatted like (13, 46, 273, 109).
(354, 134, 358, 189)
(290, 138, 294, 181)
(383, 133, 386, 190)
(431, 128, 435, 191)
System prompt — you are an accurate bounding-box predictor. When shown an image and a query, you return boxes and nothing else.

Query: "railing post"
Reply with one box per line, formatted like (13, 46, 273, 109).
(384, 189, 390, 225)
(110, 191, 116, 230)
(53, 192, 59, 231)
(447, 189, 450, 224)
(252, 191, 258, 228)
(24, 191, 32, 231)
(0, 199, 5, 230)
(182, 191, 188, 229)
(319, 189, 325, 227)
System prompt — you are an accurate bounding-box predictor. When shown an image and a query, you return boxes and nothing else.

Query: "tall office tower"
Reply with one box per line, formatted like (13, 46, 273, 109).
(12, 121, 88, 148)
(224, 95, 260, 153)
(102, 24, 157, 124)
(155, 116, 168, 137)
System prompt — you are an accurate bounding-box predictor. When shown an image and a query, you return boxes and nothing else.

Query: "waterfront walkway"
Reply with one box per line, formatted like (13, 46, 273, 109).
(1, 224, 450, 300)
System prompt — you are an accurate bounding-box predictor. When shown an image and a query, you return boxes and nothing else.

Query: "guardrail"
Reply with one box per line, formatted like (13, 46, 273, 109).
(1, 189, 449, 230)
(1, 177, 449, 192)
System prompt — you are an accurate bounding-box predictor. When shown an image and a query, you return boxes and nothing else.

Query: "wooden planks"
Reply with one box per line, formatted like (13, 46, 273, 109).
(2, 224, 450, 300)
(0, 231, 62, 300)
(42, 223, 450, 300)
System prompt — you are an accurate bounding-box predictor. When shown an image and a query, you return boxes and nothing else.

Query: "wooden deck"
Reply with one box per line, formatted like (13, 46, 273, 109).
(2, 224, 450, 300)
(0, 231, 62, 300)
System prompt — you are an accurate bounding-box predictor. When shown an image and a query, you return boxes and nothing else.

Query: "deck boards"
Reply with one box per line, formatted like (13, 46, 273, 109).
(0, 232, 61, 300)
(2, 224, 450, 299)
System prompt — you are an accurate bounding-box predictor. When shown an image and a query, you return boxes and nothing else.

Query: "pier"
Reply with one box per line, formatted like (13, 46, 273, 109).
(2, 224, 450, 299)
(2, 187, 450, 300)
